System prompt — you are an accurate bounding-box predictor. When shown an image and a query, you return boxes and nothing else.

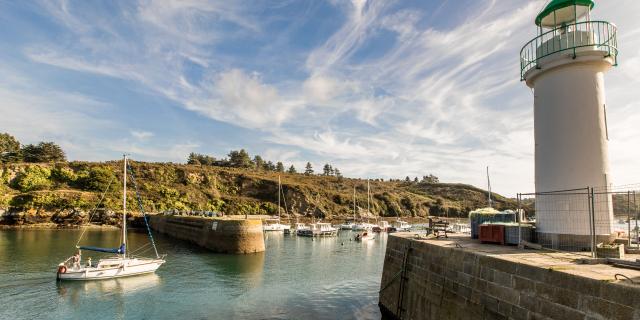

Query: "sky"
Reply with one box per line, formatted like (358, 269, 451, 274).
(0, 0, 639, 197)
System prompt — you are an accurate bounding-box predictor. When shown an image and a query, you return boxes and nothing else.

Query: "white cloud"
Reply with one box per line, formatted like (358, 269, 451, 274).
(130, 130, 154, 140)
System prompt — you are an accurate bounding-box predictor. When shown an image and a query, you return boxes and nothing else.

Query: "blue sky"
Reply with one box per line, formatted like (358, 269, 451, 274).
(1, 0, 639, 196)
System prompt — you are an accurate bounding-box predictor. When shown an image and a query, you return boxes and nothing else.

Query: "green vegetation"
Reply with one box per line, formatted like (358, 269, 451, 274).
(13, 166, 52, 192)
(0, 132, 521, 220)
(0, 133, 66, 163)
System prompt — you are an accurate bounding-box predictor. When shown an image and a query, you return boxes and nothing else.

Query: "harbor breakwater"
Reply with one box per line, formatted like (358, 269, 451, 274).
(379, 233, 640, 320)
(148, 215, 265, 254)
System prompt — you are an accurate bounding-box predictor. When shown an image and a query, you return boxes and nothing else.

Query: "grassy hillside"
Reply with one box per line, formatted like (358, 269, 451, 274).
(0, 161, 517, 221)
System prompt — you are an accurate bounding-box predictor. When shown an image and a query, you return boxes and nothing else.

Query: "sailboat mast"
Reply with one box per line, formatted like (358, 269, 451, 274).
(487, 166, 492, 208)
(278, 175, 281, 224)
(367, 180, 370, 214)
(122, 154, 127, 258)
(353, 187, 356, 221)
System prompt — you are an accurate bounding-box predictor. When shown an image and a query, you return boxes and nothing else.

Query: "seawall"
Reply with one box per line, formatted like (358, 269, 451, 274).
(149, 215, 265, 254)
(379, 233, 640, 320)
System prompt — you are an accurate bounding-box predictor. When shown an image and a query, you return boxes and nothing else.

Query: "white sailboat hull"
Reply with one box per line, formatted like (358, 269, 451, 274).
(263, 223, 291, 232)
(57, 258, 165, 281)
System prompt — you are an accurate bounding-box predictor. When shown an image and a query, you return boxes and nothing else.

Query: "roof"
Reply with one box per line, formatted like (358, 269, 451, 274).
(535, 0, 595, 26)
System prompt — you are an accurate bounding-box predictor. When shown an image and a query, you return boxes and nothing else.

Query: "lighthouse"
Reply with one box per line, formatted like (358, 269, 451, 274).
(520, 0, 618, 249)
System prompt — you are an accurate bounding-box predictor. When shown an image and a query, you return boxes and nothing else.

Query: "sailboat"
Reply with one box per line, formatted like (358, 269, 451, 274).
(353, 181, 376, 231)
(263, 175, 291, 232)
(56, 155, 165, 281)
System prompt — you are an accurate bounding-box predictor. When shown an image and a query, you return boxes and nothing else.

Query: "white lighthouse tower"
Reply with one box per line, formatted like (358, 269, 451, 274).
(521, 0, 618, 249)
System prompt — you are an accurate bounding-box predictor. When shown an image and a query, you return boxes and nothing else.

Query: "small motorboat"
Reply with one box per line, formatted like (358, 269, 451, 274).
(298, 222, 337, 237)
(339, 221, 355, 230)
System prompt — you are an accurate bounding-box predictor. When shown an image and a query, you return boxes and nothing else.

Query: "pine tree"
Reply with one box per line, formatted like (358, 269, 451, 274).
(227, 149, 252, 168)
(304, 162, 313, 175)
(323, 164, 331, 176)
(276, 161, 285, 172)
(287, 165, 297, 174)
(334, 167, 341, 177)
(405, 176, 410, 182)
(253, 155, 265, 170)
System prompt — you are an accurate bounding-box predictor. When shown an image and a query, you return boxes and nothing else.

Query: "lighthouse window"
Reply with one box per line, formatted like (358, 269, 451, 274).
(604, 104, 609, 140)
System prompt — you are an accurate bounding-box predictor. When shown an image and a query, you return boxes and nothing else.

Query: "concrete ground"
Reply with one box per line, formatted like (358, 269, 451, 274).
(396, 232, 640, 285)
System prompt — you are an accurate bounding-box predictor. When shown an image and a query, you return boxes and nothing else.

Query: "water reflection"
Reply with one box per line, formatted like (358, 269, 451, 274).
(57, 273, 161, 301)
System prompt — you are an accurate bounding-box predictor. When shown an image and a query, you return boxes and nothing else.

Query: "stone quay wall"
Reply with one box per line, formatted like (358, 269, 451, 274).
(379, 235, 640, 320)
(149, 216, 265, 254)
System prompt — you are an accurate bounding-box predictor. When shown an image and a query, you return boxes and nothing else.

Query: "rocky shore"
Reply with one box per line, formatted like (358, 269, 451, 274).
(0, 208, 149, 229)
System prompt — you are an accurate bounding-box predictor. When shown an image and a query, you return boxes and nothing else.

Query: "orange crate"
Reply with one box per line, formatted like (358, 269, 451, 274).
(479, 224, 505, 245)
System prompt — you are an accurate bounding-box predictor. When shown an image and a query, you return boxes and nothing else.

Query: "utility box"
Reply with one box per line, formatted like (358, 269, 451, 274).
(479, 224, 505, 245)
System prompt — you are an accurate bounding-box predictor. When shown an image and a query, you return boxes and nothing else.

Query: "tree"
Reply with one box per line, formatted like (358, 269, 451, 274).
(187, 152, 201, 165)
(334, 167, 342, 178)
(187, 153, 215, 165)
(276, 161, 285, 172)
(304, 162, 314, 175)
(323, 164, 332, 176)
(405, 176, 410, 182)
(414, 177, 419, 183)
(0, 133, 21, 163)
(421, 174, 440, 184)
(0, 133, 20, 155)
(22, 142, 66, 163)
(264, 161, 276, 171)
(253, 155, 265, 170)
(287, 165, 297, 174)
(227, 149, 252, 168)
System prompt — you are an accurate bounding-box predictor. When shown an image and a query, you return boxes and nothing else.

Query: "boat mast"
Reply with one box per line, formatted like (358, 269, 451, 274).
(122, 154, 127, 258)
(278, 175, 281, 224)
(368, 179, 372, 224)
(487, 166, 493, 208)
(353, 187, 356, 222)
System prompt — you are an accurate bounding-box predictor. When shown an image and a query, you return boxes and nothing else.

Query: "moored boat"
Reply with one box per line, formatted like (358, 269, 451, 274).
(57, 155, 165, 281)
(297, 222, 337, 237)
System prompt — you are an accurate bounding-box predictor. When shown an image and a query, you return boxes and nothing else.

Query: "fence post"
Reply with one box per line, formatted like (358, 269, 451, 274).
(628, 191, 631, 248)
(589, 187, 597, 258)
(635, 191, 638, 249)
(517, 193, 522, 247)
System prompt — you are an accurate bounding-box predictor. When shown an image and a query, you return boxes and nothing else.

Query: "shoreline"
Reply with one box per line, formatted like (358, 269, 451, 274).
(0, 223, 120, 230)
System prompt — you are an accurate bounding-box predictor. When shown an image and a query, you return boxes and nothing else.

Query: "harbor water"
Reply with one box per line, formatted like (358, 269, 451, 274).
(0, 229, 386, 319)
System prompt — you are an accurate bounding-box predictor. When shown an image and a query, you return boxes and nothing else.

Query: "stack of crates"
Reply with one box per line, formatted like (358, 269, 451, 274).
(469, 208, 516, 239)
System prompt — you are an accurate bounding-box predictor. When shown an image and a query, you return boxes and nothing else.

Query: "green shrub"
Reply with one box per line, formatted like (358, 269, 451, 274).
(13, 166, 52, 192)
(76, 166, 117, 191)
(51, 166, 76, 184)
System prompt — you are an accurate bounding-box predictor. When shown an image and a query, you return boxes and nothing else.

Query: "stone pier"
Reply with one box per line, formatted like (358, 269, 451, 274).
(379, 233, 640, 320)
(149, 215, 265, 254)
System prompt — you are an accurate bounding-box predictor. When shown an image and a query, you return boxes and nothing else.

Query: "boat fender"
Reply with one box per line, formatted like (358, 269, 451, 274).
(58, 266, 67, 274)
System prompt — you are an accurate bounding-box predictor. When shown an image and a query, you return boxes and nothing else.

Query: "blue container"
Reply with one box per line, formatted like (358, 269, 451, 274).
(470, 210, 516, 239)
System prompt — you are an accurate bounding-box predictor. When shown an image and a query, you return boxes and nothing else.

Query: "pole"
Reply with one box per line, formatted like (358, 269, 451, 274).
(628, 191, 631, 248)
(517, 193, 522, 247)
(486, 166, 492, 208)
(122, 154, 127, 258)
(635, 191, 638, 249)
(278, 175, 281, 224)
(590, 187, 596, 258)
(353, 187, 356, 222)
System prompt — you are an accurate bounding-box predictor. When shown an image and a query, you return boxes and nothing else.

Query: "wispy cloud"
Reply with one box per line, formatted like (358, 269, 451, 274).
(2, 0, 640, 195)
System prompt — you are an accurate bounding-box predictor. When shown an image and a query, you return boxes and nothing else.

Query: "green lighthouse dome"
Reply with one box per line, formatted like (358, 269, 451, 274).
(535, 0, 595, 27)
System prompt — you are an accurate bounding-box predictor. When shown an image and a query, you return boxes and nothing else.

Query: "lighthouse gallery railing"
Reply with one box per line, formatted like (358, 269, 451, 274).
(520, 20, 618, 80)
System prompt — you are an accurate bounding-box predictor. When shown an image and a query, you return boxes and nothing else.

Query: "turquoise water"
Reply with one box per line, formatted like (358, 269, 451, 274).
(0, 229, 386, 319)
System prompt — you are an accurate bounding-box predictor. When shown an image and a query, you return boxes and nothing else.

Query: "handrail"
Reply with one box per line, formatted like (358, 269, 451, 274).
(520, 20, 618, 80)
